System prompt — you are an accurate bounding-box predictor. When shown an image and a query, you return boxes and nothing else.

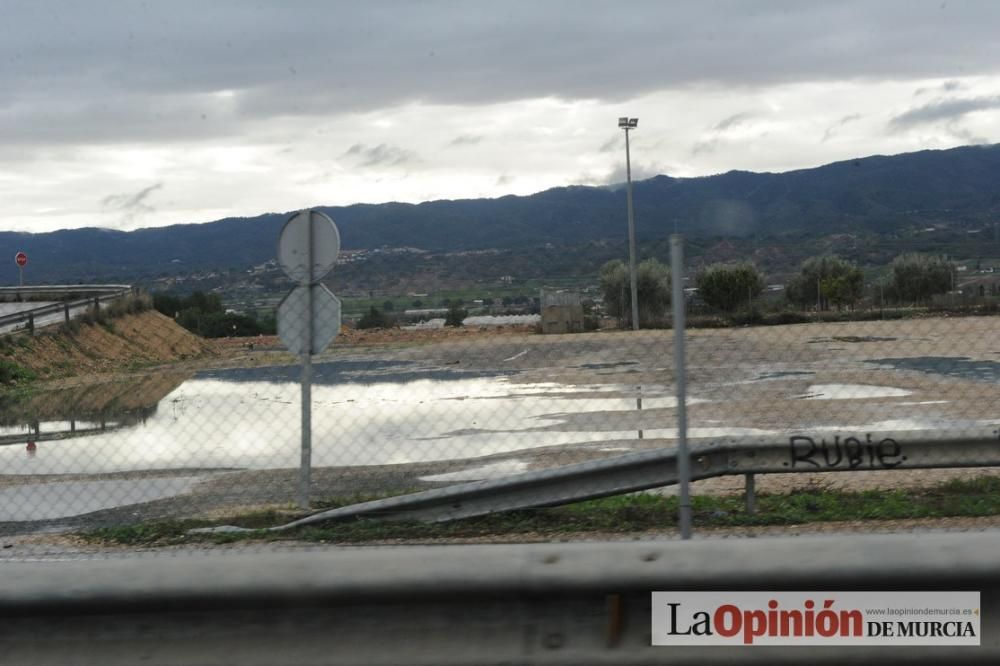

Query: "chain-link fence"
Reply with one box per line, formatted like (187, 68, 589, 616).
(1, 249, 999, 558)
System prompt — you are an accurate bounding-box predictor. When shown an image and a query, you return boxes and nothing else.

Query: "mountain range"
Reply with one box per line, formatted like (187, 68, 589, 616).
(3, 143, 1000, 285)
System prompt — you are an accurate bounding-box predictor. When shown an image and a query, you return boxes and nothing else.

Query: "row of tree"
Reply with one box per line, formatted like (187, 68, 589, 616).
(599, 253, 959, 325)
(152, 292, 275, 338)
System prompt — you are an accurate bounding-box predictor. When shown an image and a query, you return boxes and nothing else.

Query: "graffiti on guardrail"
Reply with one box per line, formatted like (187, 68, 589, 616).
(786, 435, 906, 470)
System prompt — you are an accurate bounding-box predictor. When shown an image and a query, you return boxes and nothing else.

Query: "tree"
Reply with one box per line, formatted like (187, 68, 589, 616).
(357, 306, 389, 329)
(599, 258, 670, 328)
(696, 262, 765, 312)
(820, 272, 864, 310)
(785, 255, 864, 310)
(445, 304, 467, 327)
(888, 253, 953, 304)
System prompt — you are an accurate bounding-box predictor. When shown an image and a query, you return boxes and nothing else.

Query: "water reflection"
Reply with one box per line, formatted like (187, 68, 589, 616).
(2, 356, 991, 478)
(0, 372, 187, 458)
(0, 367, 690, 475)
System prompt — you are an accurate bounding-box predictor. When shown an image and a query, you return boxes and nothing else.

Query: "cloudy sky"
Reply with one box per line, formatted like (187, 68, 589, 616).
(3, 0, 1000, 234)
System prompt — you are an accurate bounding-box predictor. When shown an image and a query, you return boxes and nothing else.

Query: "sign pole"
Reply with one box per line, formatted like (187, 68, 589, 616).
(276, 209, 340, 511)
(300, 211, 314, 509)
(18, 266, 23, 287)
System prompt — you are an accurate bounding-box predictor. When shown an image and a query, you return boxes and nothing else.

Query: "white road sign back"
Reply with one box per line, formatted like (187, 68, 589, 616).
(277, 283, 342, 356)
(278, 209, 340, 284)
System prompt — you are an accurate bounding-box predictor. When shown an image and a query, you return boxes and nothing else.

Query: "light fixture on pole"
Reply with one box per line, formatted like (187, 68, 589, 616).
(618, 117, 640, 330)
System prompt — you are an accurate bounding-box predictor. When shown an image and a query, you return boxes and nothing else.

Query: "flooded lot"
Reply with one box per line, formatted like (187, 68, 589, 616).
(1, 316, 998, 527)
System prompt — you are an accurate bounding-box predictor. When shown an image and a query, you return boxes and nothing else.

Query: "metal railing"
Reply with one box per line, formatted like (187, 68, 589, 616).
(217, 427, 1000, 531)
(0, 284, 132, 298)
(0, 287, 132, 335)
(3, 533, 998, 664)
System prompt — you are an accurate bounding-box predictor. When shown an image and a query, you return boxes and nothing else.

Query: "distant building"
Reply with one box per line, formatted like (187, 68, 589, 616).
(540, 290, 584, 334)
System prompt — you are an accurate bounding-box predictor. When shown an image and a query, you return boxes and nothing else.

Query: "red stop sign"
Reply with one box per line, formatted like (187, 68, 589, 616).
(14, 252, 27, 267)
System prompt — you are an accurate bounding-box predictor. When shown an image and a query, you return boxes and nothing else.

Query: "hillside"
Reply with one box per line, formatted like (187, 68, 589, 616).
(0, 310, 217, 381)
(4, 143, 1000, 284)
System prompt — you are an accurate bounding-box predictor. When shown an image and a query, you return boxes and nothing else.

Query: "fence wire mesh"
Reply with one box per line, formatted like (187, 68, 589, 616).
(1, 265, 999, 558)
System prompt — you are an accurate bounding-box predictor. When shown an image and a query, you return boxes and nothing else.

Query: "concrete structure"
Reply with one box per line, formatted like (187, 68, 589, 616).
(539, 290, 584, 334)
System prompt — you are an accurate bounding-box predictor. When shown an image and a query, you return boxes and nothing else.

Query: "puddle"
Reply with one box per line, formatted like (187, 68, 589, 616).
(871, 357, 1000, 383)
(753, 371, 814, 381)
(832, 336, 898, 343)
(645, 427, 778, 439)
(807, 418, 999, 433)
(0, 377, 700, 475)
(419, 460, 530, 483)
(578, 361, 639, 370)
(0, 476, 204, 521)
(196, 359, 515, 386)
(798, 384, 912, 400)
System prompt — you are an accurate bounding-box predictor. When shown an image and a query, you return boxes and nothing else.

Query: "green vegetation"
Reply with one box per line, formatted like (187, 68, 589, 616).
(357, 306, 391, 329)
(80, 476, 1000, 547)
(695, 262, 765, 312)
(0, 359, 36, 385)
(153, 291, 275, 337)
(599, 258, 671, 328)
(785, 255, 865, 311)
(889, 253, 954, 305)
(444, 304, 468, 327)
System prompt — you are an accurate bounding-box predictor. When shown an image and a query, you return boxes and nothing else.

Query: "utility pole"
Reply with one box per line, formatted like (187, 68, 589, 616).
(619, 117, 640, 330)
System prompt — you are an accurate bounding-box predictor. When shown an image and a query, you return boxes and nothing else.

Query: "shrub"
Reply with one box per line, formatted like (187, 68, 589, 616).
(0, 360, 36, 385)
(599, 258, 671, 328)
(888, 253, 953, 305)
(786, 255, 864, 310)
(445, 304, 468, 327)
(696, 262, 765, 312)
(357, 306, 390, 329)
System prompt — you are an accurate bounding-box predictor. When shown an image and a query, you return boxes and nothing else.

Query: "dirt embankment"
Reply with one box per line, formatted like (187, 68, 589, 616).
(2, 310, 219, 381)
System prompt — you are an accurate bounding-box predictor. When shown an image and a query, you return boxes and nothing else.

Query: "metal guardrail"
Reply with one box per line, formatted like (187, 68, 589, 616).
(0, 284, 132, 298)
(0, 288, 132, 333)
(2, 533, 998, 664)
(238, 427, 1000, 530)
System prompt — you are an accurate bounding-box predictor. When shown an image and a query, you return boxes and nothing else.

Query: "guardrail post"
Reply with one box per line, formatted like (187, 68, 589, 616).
(93, 296, 100, 312)
(745, 473, 756, 515)
(63, 302, 71, 325)
(26, 312, 34, 336)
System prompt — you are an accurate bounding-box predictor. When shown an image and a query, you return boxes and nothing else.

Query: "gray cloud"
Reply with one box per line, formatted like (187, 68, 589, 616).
(821, 113, 862, 141)
(890, 95, 1000, 128)
(691, 138, 720, 156)
(914, 79, 965, 96)
(589, 161, 669, 187)
(101, 182, 163, 227)
(343, 143, 419, 167)
(946, 122, 989, 145)
(598, 136, 621, 153)
(495, 173, 513, 186)
(713, 112, 754, 132)
(3, 2, 1000, 148)
(693, 111, 758, 154)
(450, 134, 483, 146)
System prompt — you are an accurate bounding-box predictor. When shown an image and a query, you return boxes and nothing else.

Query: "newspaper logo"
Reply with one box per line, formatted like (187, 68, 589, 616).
(652, 592, 980, 646)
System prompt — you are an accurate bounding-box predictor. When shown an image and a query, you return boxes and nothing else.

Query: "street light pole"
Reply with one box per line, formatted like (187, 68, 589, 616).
(619, 117, 640, 331)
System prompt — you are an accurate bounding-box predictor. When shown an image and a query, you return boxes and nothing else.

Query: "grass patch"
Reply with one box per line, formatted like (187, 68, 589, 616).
(79, 476, 1000, 547)
(0, 359, 36, 385)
